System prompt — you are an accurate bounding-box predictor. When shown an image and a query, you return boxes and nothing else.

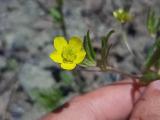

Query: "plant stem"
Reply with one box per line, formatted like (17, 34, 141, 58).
(79, 66, 141, 79)
(106, 66, 141, 79)
(57, 0, 67, 38)
(36, 0, 67, 38)
(120, 24, 134, 55)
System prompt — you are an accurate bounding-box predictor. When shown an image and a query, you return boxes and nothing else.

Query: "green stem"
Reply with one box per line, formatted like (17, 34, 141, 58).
(79, 66, 141, 79)
(59, 3, 67, 38)
(144, 34, 160, 71)
(36, 0, 67, 38)
(120, 25, 134, 55)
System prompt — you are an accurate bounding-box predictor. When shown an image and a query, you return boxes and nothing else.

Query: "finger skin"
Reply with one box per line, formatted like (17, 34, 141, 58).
(41, 79, 145, 120)
(130, 80, 160, 120)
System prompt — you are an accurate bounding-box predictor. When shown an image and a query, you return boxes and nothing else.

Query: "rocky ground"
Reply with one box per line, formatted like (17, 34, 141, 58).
(0, 0, 160, 120)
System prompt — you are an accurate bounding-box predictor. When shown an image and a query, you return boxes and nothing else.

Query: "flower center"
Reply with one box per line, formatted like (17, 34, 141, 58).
(62, 46, 77, 63)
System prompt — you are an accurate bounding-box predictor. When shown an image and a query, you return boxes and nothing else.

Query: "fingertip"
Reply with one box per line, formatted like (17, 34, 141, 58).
(41, 79, 146, 120)
(41, 114, 54, 120)
(70, 79, 146, 120)
(147, 80, 160, 91)
(130, 80, 160, 120)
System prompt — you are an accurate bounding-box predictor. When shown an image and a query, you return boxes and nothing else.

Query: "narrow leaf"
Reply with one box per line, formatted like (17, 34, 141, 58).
(83, 31, 96, 62)
(147, 8, 160, 36)
(86, 31, 96, 60)
(101, 30, 114, 55)
(50, 7, 62, 22)
(101, 30, 114, 66)
(145, 37, 160, 70)
(80, 58, 96, 67)
(83, 36, 94, 61)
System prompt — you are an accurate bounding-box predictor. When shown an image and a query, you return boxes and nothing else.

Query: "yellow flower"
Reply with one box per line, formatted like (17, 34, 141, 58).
(50, 36, 86, 70)
(113, 8, 132, 23)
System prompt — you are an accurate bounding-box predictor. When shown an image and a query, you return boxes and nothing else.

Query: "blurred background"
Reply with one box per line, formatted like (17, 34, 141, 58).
(0, 0, 160, 120)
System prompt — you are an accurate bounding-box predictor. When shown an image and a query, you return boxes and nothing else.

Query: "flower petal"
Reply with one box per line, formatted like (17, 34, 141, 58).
(54, 36, 67, 51)
(69, 36, 82, 51)
(50, 51, 62, 63)
(74, 49, 86, 64)
(61, 63, 76, 70)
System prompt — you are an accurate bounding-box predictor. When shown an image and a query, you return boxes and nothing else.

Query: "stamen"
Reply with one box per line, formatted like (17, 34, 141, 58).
(62, 46, 77, 63)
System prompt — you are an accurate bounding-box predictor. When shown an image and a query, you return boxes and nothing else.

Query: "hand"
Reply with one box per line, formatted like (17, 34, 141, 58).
(41, 79, 160, 120)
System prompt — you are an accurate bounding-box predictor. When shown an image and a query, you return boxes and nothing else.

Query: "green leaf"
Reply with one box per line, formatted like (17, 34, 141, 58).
(102, 30, 114, 56)
(100, 30, 114, 67)
(50, 7, 62, 22)
(80, 58, 96, 67)
(86, 31, 96, 60)
(145, 37, 160, 70)
(140, 71, 160, 85)
(83, 31, 96, 62)
(144, 49, 160, 70)
(147, 9, 160, 37)
(33, 87, 63, 111)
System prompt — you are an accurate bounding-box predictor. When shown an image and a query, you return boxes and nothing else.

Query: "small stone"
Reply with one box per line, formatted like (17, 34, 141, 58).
(11, 34, 29, 51)
(9, 104, 25, 119)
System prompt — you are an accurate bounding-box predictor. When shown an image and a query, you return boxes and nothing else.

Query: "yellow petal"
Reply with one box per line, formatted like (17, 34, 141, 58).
(54, 36, 67, 51)
(50, 51, 62, 63)
(61, 63, 76, 70)
(69, 36, 82, 51)
(74, 49, 86, 64)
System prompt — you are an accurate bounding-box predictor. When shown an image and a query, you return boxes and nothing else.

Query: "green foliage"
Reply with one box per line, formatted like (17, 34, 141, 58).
(6, 58, 18, 71)
(33, 87, 63, 111)
(50, 0, 64, 23)
(81, 31, 96, 67)
(60, 71, 74, 85)
(144, 37, 160, 70)
(101, 30, 114, 60)
(141, 71, 160, 85)
(98, 30, 114, 70)
(84, 31, 96, 61)
(138, 9, 160, 85)
(50, 7, 63, 23)
(156, 58, 160, 69)
(147, 9, 160, 37)
(80, 59, 96, 67)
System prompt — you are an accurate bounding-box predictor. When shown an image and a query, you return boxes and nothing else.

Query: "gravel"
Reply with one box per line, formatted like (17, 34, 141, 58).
(0, 0, 159, 119)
